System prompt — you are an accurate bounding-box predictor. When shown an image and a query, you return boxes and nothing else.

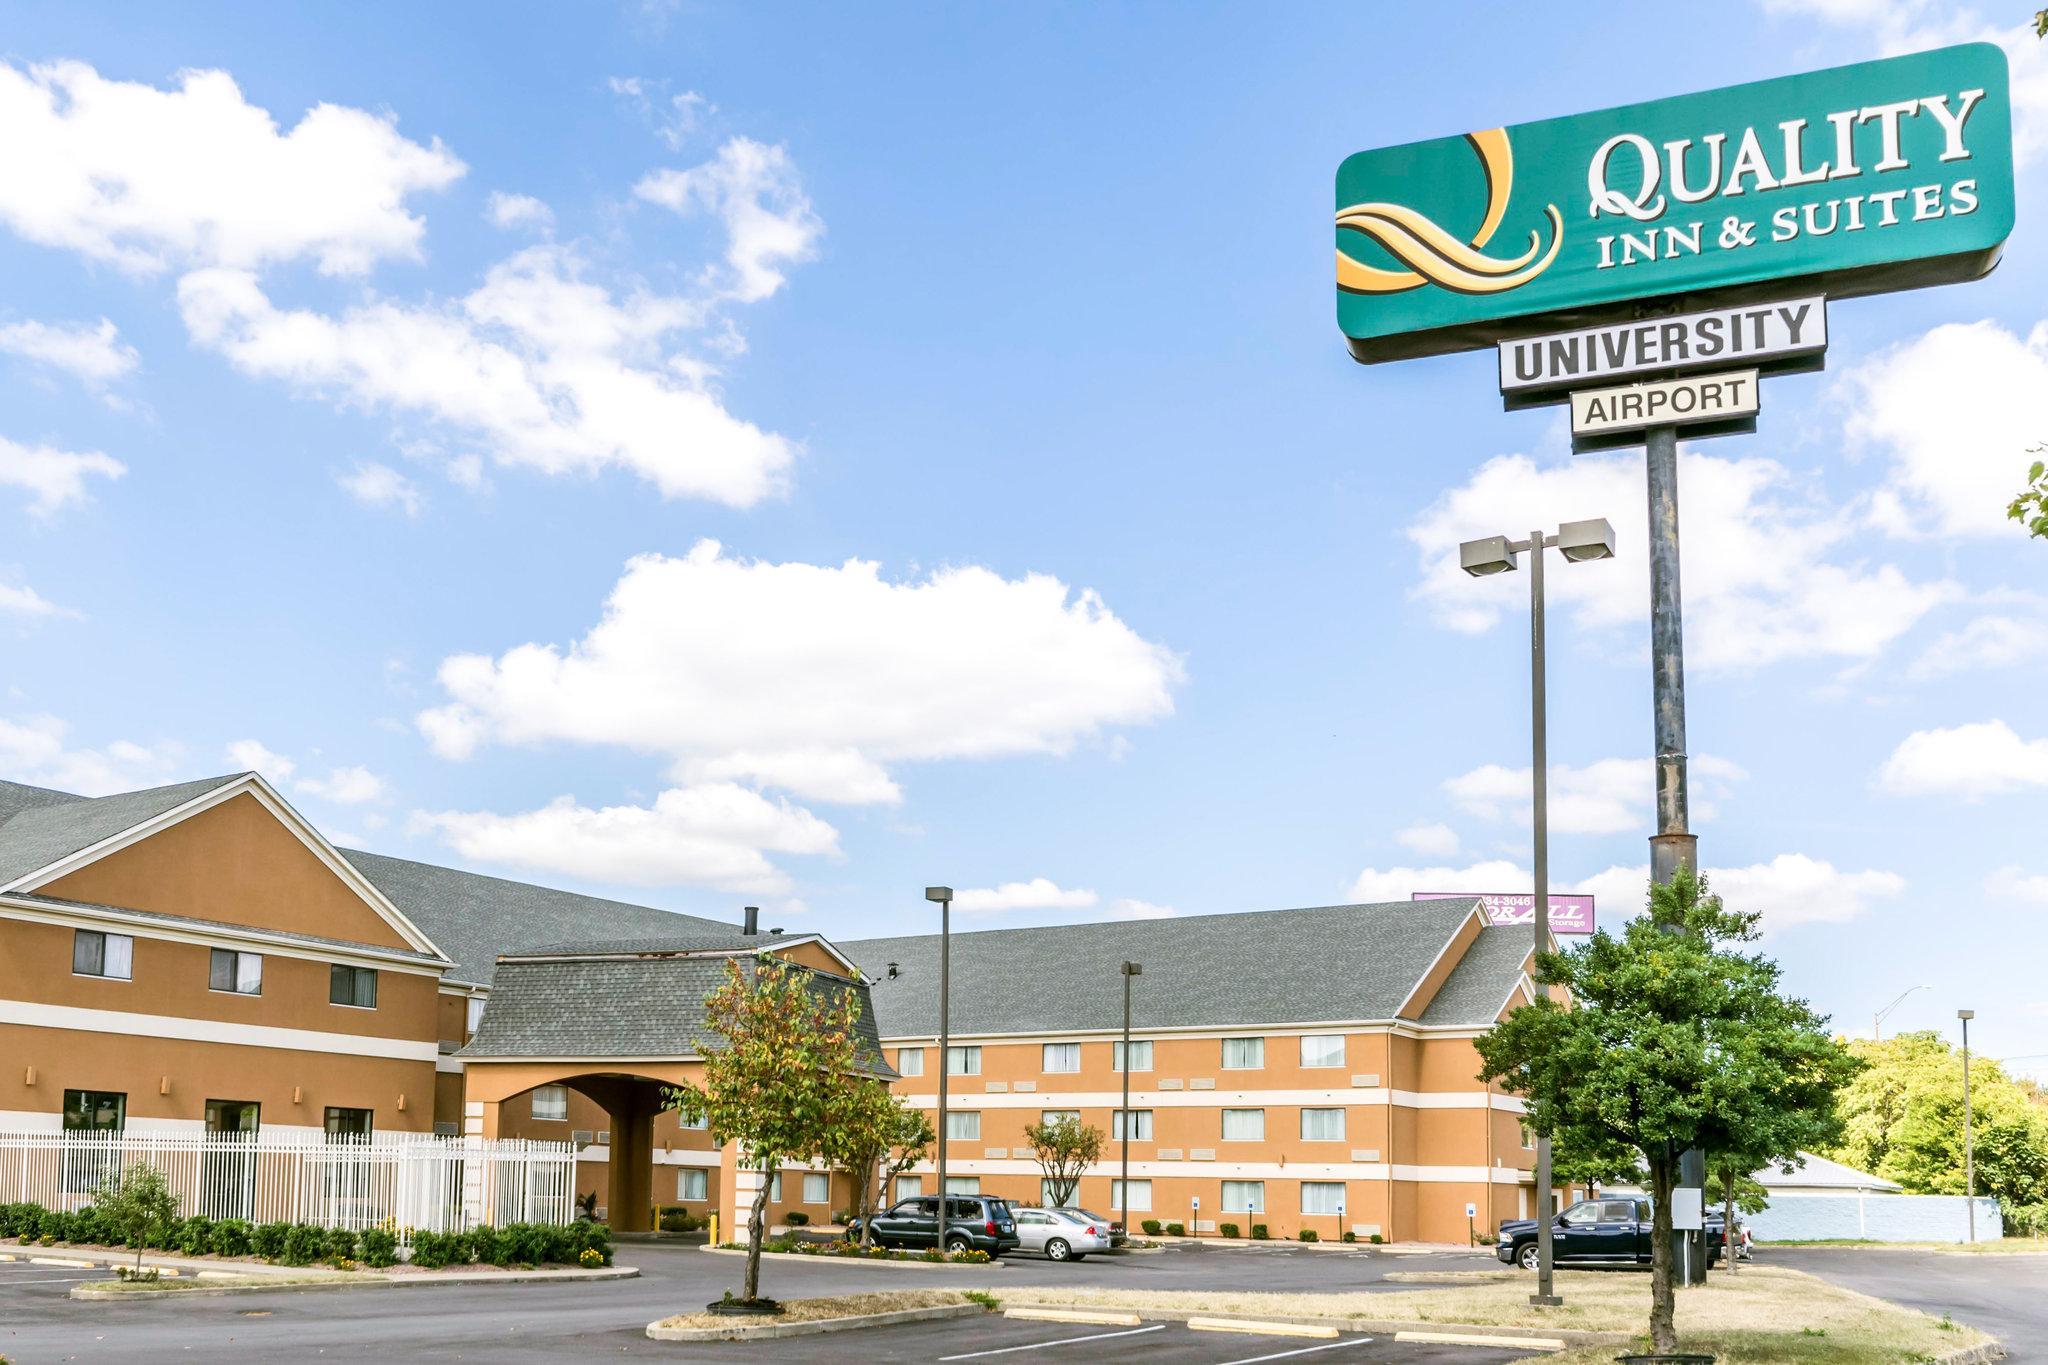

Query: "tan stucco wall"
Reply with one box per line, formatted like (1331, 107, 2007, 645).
(1, 1021, 434, 1132)
(39, 792, 412, 950)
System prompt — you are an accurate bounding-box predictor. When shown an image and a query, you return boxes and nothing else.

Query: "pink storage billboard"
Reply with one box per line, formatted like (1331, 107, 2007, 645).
(1413, 892, 1595, 934)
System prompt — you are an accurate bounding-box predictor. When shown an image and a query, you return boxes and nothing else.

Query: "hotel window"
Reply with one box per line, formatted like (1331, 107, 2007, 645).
(1040, 1110, 1081, 1127)
(1301, 1181, 1346, 1215)
(323, 1107, 372, 1139)
(1042, 1042, 1081, 1073)
(944, 1176, 980, 1194)
(209, 948, 263, 995)
(1301, 1108, 1346, 1141)
(1111, 1178, 1152, 1211)
(1222, 1180, 1266, 1214)
(72, 930, 133, 980)
(896, 1047, 925, 1077)
(1299, 1034, 1345, 1068)
(678, 1168, 707, 1201)
(329, 964, 378, 1009)
(946, 1045, 981, 1076)
(803, 1173, 829, 1204)
(1042, 1179, 1080, 1208)
(1521, 1123, 1535, 1151)
(1221, 1037, 1264, 1070)
(465, 997, 486, 1037)
(62, 1090, 126, 1196)
(677, 1111, 708, 1131)
(770, 1173, 782, 1202)
(945, 1111, 981, 1141)
(1221, 1108, 1265, 1142)
(897, 1175, 923, 1200)
(1113, 1039, 1152, 1072)
(1112, 1109, 1153, 1141)
(531, 1085, 569, 1122)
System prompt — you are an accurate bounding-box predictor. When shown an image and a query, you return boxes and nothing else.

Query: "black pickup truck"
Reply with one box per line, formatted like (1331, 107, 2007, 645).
(1496, 1197, 1723, 1270)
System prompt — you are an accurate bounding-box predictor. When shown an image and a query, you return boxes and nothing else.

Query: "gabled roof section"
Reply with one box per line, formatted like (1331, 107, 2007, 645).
(501, 932, 864, 976)
(1417, 924, 1538, 1026)
(339, 849, 741, 989)
(0, 773, 446, 963)
(843, 899, 1488, 1039)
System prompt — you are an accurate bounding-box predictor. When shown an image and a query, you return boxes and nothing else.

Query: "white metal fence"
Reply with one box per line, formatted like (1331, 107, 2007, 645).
(0, 1132, 577, 1242)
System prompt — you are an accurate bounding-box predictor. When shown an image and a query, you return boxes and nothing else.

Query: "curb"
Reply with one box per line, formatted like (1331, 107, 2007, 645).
(1397, 1329, 1567, 1350)
(646, 1302, 985, 1342)
(699, 1244, 1003, 1270)
(70, 1265, 639, 1299)
(1933, 1346, 2005, 1365)
(998, 1302, 1623, 1347)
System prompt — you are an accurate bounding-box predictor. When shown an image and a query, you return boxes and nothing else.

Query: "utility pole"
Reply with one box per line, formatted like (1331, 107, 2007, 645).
(1960, 1009, 1976, 1245)
(926, 887, 953, 1245)
(1119, 962, 1141, 1240)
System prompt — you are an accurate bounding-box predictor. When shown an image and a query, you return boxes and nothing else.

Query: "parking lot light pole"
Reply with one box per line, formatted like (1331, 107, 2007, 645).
(927, 887, 953, 1233)
(1460, 516, 1616, 1310)
(1874, 984, 1931, 1040)
(1960, 1008, 1976, 1244)
(1119, 962, 1141, 1237)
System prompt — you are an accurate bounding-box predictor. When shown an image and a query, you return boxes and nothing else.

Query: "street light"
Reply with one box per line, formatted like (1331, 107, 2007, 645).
(1459, 516, 1616, 1310)
(1118, 962, 1142, 1240)
(1959, 1008, 1976, 1245)
(926, 886, 953, 1240)
(1874, 985, 1931, 1040)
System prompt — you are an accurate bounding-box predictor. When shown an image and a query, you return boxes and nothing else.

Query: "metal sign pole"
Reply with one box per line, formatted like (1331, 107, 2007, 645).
(1643, 423, 1707, 1286)
(1529, 530, 1561, 1307)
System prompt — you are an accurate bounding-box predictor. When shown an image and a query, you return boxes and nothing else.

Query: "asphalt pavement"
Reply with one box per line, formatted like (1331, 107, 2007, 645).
(1769, 1245, 2048, 1363)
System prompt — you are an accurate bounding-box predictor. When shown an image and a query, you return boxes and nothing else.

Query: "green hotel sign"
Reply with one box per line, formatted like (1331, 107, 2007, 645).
(1335, 43, 2014, 363)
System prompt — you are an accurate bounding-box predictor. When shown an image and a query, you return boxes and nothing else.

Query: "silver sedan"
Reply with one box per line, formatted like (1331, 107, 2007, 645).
(1011, 1206, 1113, 1262)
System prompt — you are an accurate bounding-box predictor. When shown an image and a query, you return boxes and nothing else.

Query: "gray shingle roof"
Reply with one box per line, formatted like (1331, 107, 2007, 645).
(842, 899, 1507, 1038)
(1418, 926, 1533, 1025)
(338, 848, 742, 988)
(0, 775, 244, 887)
(1, 891, 448, 966)
(462, 952, 894, 1076)
(504, 934, 781, 959)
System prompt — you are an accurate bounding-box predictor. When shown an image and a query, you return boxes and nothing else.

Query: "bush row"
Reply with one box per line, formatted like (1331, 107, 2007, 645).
(732, 1237, 990, 1263)
(2002, 1201, 2048, 1238)
(0, 1201, 608, 1269)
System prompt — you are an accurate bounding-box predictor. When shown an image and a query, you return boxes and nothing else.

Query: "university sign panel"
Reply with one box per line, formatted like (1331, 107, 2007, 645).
(1335, 43, 2013, 362)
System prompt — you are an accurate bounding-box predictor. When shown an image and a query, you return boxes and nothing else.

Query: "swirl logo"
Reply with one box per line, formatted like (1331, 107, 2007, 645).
(1337, 129, 1563, 296)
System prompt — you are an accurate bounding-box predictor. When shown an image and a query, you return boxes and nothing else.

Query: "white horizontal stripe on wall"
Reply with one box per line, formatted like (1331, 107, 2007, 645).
(893, 1088, 1525, 1113)
(900, 1157, 1534, 1184)
(435, 1056, 465, 1074)
(578, 1147, 722, 1168)
(0, 999, 439, 1063)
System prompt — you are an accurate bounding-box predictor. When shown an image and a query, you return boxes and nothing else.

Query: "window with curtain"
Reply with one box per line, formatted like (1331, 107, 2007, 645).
(1041, 1179, 1080, 1207)
(1040, 1109, 1081, 1126)
(1222, 1180, 1265, 1213)
(1112, 1109, 1153, 1140)
(945, 1111, 980, 1141)
(803, 1173, 829, 1203)
(1221, 1037, 1264, 1069)
(1299, 1034, 1345, 1068)
(329, 964, 378, 1008)
(946, 1045, 981, 1075)
(678, 1168, 707, 1200)
(1111, 1179, 1151, 1211)
(209, 948, 263, 995)
(1221, 1108, 1264, 1141)
(1301, 1181, 1346, 1215)
(1042, 1042, 1081, 1073)
(531, 1086, 568, 1122)
(1113, 1039, 1153, 1072)
(1301, 1108, 1346, 1141)
(896, 1047, 924, 1076)
(72, 930, 133, 980)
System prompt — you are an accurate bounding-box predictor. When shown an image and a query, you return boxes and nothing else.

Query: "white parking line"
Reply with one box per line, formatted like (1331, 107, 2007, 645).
(937, 1324, 1168, 1359)
(1214, 1338, 1374, 1365)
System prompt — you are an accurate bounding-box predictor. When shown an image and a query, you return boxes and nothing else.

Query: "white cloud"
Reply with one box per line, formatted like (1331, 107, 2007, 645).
(1106, 897, 1178, 920)
(414, 784, 839, 893)
(0, 59, 462, 275)
(609, 77, 715, 151)
(1877, 719, 2048, 798)
(0, 317, 138, 387)
(337, 462, 424, 516)
(225, 738, 295, 780)
(178, 247, 794, 507)
(1841, 321, 2048, 539)
(0, 714, 180, 795)
(635, 137, 822, 304)
(296, 764, 387, 805)
(1445, 755, 1746, 835)
(1571, 854, 1904, 929)
(1394, 821, 1461, 858)
(485, 191, 553, 231)
(1987, 865, 2048, 904)
(0, 435, 125, 517)
(1908, 614, 2047, 680)
(1408, 449, 1954, 669)
(954, 879, 1099, 914)
(417, 540, 1182, 804)
(0, 581, 74, 620)
(1347, 859, 1531, 904)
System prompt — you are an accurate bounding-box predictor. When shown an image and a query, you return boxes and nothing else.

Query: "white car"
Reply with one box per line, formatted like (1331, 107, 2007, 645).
(1011, 1206, 1114, 1262)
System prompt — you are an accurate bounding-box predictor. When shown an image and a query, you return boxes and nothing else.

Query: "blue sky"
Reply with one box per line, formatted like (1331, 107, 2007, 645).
(0, 2, 2042, 1069)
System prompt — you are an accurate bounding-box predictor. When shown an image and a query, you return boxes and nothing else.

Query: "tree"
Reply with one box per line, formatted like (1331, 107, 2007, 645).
(1474, 868, 1860, 1354)
(821, 1082, 932, 1249)
(95, 1163, 178, 1275)
(1021, 1116, 1104, 1210)
(663, 954, 871, 1305)
(2009, 455, 2048, 539)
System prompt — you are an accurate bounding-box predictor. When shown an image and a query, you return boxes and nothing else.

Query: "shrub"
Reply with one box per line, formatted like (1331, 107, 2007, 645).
(832, 1208, 855, 1225)
(252, 1222, 291, 1259)
(207, 1219, 252, 1258)
(1250, 1224, 1269, 1240)
(502, 1222, 550, 1265)
(1299, 1229, 1319, 1242)
(784, 1211, 810, 1226)
(1140, 1219, 1162, 1236)
(359, 1227, 398, 1268)
(578, 1247, 604, 1268)
(1218, 1222, 1240, 1239)
(574, 1221, 613, 1266)
(279, 1223, 324, 1267)
(322, 1227, 359, 1264)
(657, 1209, 690, 1233)
(67, 1206, 110, 1246)
(1165, 1222, 1185, 1237)
(1341, 1231, 1357, 1244)
(1, 1201, 43, 1239)
(467, 1224, 509, 1267)
(1368, 1233, 1384, 1245)
(173, 1215, 213, 1256)
(407, 1230, 466, 1269)
(2002, 1202, 2048, 1238)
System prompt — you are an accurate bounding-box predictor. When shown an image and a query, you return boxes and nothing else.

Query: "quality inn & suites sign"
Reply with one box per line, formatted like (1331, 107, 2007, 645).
(1335, 43, 2013, 362)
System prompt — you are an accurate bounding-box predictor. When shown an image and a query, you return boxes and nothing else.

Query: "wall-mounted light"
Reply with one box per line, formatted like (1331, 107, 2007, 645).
(159, 1076, 170, 1096)
(23, 1066, 35, 1086)
(293, 1085, 303, 1104)
(397, 1093, 407, 1111)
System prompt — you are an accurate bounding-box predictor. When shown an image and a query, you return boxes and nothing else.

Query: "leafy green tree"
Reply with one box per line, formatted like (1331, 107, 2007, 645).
(1021, 1116, 1105, 1209)
(2009, 455, 2048, 539)
(95, 1163, 178, 1275)
(821, 1083, 932, 1249)
(1829, 1030, 2048, 1208)
(663, 954, 871, 1304)
(1474, 868, 1860, 1353)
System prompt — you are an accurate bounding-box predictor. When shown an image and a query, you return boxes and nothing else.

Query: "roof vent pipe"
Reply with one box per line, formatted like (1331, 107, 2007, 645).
(742, 906, 759, 936)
